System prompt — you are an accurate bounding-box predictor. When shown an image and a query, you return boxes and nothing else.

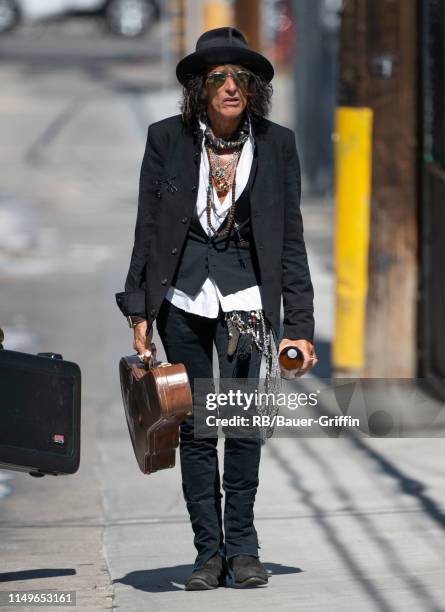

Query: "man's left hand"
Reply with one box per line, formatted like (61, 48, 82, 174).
(278, 338, 318, 379)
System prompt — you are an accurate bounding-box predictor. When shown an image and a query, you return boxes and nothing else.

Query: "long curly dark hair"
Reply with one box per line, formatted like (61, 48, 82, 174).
(179, 63, 273, 127)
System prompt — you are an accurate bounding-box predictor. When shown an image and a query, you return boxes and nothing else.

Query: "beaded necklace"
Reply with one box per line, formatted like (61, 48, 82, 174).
(202, 112, 251, 245)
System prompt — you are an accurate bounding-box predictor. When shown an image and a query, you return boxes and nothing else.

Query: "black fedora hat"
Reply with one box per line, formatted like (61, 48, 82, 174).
(176, 26, 274, 85)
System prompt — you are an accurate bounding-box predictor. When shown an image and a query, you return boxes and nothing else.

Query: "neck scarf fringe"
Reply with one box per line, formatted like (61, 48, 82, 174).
(224, 309, 282, 444)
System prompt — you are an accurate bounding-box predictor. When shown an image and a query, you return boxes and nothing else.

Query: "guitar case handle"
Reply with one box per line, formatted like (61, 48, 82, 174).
(138, 342, 170, 370)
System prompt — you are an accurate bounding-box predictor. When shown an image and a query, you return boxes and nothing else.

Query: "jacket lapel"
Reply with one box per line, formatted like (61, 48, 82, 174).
(249, 116, 269, 217)
(166, 119, 202, 217)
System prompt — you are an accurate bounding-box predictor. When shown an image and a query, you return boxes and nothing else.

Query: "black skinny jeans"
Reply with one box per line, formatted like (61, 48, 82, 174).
(156, 298, 263, 571)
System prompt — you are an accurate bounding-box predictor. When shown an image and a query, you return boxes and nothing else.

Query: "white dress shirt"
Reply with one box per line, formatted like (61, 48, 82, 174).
(164, 117, 263, 318)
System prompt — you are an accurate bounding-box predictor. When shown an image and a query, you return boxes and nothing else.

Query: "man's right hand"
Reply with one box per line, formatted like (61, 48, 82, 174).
(133, 320, 153, 356)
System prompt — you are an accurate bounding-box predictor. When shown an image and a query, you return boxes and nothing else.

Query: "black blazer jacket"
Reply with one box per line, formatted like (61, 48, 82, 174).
(115, 112, 315, 343)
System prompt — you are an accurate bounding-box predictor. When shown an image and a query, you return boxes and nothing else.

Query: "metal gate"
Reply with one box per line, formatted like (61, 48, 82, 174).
(419, 0, 445, 395)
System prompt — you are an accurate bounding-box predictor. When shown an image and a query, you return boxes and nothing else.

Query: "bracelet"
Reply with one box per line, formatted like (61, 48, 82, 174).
(127, 315, 147, 328)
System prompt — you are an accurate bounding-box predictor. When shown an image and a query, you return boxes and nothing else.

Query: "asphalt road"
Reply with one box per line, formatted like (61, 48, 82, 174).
(1, 21, 445, 612)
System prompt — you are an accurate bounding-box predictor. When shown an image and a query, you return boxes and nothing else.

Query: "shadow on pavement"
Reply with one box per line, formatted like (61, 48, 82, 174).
(115, 562, 302, 593)
(0, 568, 76, 582)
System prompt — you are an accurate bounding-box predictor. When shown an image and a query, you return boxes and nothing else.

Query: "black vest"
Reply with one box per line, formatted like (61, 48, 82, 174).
(170, 160, 261, 296)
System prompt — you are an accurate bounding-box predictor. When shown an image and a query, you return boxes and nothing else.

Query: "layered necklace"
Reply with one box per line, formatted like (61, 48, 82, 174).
(203, 112, 250, 244)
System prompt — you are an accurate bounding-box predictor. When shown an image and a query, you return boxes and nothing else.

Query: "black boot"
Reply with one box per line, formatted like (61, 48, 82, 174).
(185, 554, 225, 591)
(228, 555, 268, 587)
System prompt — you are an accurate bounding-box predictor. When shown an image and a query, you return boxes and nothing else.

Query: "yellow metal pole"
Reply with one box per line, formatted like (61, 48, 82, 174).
(332, 107, 373, 373)
(203, 0, 234, 30)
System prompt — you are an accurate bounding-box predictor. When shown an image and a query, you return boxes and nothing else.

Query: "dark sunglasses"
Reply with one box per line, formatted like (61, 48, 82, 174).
(206, 70, 251, 89)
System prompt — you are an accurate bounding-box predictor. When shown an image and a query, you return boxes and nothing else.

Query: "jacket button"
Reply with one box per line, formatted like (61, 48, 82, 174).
(181, 216, 188, 223)
(171, 247, 178, 255)
(155, 190, 162, 199)
(191, 185, 197, 192)
(150, 308, 156, 316)
(161, 278, 168, 285)
(259, 245, 264, 250)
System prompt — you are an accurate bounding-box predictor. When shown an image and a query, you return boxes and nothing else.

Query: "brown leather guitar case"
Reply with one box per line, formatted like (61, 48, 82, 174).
(119, 343, 192, 475)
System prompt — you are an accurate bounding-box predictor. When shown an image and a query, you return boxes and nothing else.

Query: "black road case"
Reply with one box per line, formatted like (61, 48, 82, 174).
(0, 348, 81, 476)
